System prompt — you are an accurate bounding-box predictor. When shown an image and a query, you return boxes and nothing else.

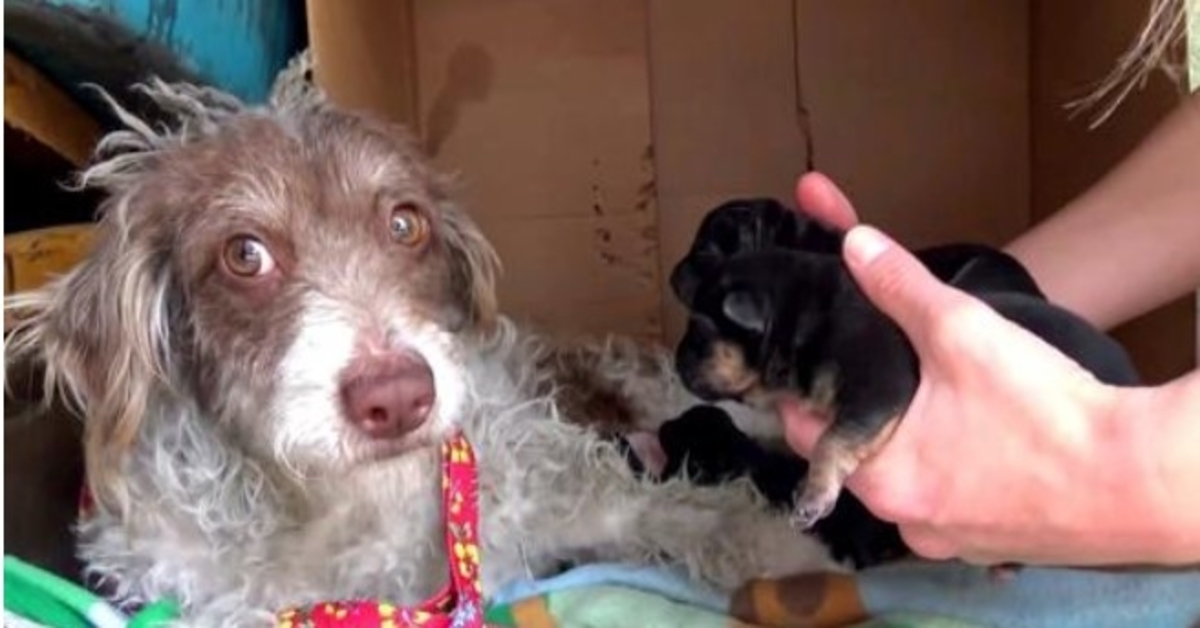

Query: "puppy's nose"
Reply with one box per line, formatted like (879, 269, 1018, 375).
(340, 351, 436, 439)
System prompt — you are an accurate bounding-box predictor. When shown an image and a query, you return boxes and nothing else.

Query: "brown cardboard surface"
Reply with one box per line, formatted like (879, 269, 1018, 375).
(648, 0, 810, 344)
(795, 0, 1031, 248)
(303, 2, 1191, 357)
(412, 0, 662, 341)
(306, 0, 420, 130)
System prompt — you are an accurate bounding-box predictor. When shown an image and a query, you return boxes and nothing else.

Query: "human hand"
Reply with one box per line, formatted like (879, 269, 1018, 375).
(780, 172, 1153, 566)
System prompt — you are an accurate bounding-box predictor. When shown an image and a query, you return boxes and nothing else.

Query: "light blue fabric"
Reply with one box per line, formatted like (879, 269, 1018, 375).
(492, 558, 1200, 627)
(859, 560, 1200, 628)
(488, 562, 728, 612)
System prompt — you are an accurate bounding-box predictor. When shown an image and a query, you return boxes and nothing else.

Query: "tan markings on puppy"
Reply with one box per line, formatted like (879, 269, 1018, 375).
(699, 340, 760, 396)
(807, 368, 839, 416)
(739, 384, 774, 410)
(744, 366, 840, 418)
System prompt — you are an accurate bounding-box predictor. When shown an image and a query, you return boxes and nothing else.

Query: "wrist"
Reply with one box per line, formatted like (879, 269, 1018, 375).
(1089, 377, 1200, 564)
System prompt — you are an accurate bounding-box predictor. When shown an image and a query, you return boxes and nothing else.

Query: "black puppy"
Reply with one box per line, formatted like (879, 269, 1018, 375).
(658, 404, 909, 568)
(669, 198, 1140, 529)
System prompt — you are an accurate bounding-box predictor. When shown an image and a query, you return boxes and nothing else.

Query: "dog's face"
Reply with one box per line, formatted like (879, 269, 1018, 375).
(6, 85, 502, 496)
(672, 251, 832, 406)
(174, 112, 496, 473)
(670, 199, 842, 406)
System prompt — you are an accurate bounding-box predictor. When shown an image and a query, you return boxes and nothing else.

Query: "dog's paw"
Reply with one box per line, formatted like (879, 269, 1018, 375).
(733, 509, 843, 579)
(789, 486, 838, 530)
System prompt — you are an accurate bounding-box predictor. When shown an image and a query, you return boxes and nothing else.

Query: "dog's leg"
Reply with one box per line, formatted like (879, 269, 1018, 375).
(507, 439, 840, 592)
(790, 329, 916, 529)
(790, 412, 900, 530)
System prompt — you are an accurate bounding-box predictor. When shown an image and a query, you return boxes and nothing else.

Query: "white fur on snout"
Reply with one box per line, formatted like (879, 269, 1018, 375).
(272, 294, 361, 474)
(270, 293, 470, 475)
(393, 317, 469, 438)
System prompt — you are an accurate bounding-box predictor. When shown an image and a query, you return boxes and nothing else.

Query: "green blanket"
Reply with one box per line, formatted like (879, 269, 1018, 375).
(484, 572, 977, 628)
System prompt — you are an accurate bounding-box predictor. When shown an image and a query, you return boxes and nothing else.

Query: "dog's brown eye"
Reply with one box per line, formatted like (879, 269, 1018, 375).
(222, 236, 276, 278)
(390, 204, 430, 247)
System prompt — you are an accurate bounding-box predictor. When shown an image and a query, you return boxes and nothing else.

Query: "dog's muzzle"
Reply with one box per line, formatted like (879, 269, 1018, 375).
(339, 349, 436, 439)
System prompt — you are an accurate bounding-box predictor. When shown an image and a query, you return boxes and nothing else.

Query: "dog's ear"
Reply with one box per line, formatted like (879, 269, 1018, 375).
(437, 203, 502, 333)
(5, 220, 177, 517)
(669, 254, 719, 308)
(721, 289, 769, 333)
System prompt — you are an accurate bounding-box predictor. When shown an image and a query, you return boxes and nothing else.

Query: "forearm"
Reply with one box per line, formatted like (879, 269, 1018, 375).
(1006, 92, 1200, 330)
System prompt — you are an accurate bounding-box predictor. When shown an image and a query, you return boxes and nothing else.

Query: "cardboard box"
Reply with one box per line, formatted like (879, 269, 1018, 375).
(305, 0, 1194, 381)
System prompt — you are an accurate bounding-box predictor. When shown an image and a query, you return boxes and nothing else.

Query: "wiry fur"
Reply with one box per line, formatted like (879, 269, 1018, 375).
(4, 62, 835, 626)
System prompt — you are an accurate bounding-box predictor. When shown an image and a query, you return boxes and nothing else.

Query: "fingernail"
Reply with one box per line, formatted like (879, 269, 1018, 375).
(844, 225, 891, 266)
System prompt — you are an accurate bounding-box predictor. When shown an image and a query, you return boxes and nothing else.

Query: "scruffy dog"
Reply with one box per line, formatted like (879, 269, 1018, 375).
(669, 198, 1141, 529)
(3, 70, 836, 624)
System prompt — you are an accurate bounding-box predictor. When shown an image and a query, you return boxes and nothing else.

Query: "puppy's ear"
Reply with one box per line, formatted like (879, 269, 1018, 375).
(437, 203, 502, 332)
(669, 254, 721, 308)
(5, 222, 177, 517)
(721, 289, 769, 333)
(669, 260, 698, 306)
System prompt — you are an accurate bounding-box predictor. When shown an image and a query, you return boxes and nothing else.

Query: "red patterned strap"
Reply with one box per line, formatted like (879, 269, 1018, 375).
(78, 435, 486, 626)
(277, 432, 486, 627)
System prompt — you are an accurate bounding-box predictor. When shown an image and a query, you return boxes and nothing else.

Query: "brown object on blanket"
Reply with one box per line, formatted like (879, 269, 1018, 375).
(731, 571, 867, 628)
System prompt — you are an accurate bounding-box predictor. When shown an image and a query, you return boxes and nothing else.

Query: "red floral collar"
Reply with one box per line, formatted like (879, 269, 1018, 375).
(81, 433, 488, 627)
(277, 432, 487, 627)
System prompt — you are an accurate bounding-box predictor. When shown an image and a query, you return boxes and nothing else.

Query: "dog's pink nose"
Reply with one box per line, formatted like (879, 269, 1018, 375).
(340, 351, 436, 439)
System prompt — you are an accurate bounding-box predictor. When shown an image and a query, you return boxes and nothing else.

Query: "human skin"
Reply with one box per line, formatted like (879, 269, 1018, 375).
(781, 171, 1200, 566)
(1006, 91, 1200, 331)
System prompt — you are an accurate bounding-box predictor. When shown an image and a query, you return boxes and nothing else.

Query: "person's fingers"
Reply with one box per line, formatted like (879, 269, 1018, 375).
(779, 398, 832, 458)
(794, 171, 858, 230)
(841, 225, 984, 345)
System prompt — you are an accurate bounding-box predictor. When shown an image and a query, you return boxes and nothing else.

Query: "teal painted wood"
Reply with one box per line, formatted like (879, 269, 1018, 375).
(5, 0, 303, 104)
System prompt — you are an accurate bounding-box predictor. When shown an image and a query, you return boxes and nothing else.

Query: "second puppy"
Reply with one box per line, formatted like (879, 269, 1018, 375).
(669, 198, 1140, 528)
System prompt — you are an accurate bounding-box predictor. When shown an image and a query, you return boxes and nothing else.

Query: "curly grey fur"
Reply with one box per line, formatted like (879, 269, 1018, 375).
(4, 60, 836, 626)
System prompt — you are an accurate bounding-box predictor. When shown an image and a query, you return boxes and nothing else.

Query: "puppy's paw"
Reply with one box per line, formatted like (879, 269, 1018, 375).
(789, 484, 839, 530)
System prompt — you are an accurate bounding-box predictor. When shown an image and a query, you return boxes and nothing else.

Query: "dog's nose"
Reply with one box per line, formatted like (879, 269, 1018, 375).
(340, 351, 436, 439)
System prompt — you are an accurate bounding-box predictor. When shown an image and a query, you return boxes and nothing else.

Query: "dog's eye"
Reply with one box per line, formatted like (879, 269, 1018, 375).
(390, 203, 430, 247)
(222, 236, 276, 278)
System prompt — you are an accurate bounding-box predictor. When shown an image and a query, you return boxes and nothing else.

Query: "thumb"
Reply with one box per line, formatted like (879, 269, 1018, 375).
(841, 225, 972, 342)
